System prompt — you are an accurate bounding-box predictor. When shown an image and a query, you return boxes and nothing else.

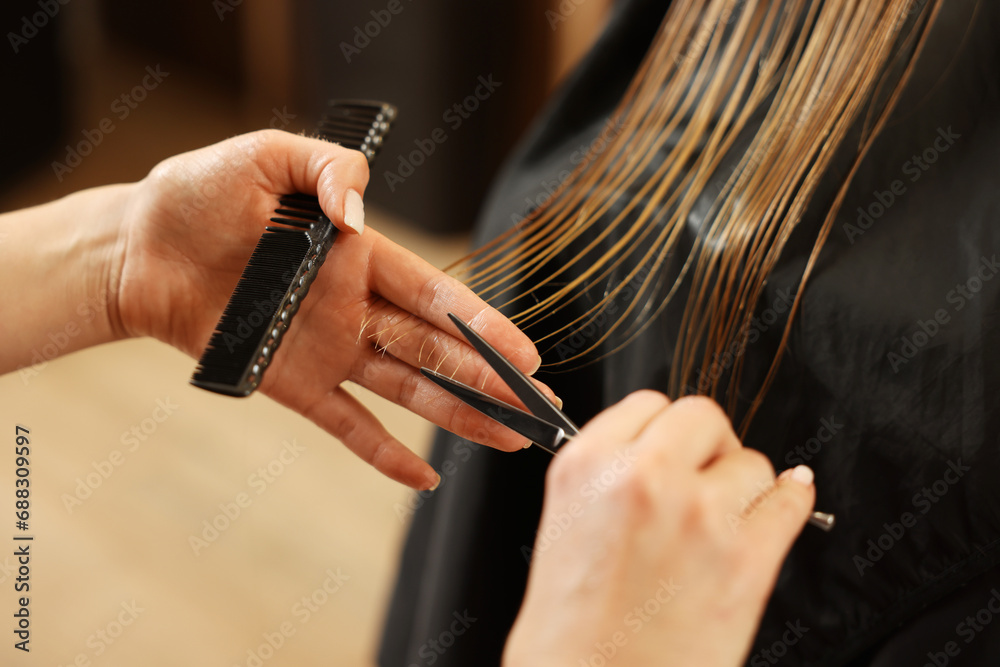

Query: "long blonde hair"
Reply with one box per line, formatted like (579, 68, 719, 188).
(453, 0, 943, 430)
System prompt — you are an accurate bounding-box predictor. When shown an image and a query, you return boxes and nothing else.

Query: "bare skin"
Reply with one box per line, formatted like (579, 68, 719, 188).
(0, 129, 548, 490)
(505, 391, 816, 667)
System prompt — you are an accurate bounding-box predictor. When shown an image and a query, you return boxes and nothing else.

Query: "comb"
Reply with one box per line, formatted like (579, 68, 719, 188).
(190, 100, 397, 397)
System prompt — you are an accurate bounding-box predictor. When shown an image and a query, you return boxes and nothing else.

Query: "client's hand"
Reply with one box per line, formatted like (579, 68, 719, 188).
(504, 391, 815, 667)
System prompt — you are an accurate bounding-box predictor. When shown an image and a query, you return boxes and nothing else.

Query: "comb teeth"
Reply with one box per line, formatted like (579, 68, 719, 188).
(191, 100, 396, 396)
(269, 194, 328, 230)
(315, 100, 396, 163)
(191, 228, 316, 396)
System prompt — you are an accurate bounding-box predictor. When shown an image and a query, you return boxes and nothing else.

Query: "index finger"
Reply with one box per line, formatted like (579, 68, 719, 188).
(632, 396, 742, 469)
(367, 232, 542, 375)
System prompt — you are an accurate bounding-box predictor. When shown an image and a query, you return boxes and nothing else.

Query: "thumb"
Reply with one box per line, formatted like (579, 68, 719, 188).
(242, 129, 371, 235)
(744, 465, 817, 573)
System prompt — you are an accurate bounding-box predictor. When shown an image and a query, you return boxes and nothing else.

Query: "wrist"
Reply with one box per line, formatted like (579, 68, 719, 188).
(0, 183, 133, 376)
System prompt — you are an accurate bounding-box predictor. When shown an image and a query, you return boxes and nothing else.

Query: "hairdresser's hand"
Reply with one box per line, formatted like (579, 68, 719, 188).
(504, 392, 816, 667)
(111, 130, 545, 489)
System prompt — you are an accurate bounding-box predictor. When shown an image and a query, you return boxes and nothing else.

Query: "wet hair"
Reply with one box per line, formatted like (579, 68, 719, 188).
(453, 0, 944, 430)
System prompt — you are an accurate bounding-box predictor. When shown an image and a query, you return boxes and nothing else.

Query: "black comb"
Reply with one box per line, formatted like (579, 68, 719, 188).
(190, 100, 397, 397)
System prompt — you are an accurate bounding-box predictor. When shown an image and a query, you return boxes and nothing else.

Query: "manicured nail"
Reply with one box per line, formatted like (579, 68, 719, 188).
(427, 472, 441, 491)
(528, 354, 542, 375)
(789, 465, 814, 486)
(343, 189, 365, 235)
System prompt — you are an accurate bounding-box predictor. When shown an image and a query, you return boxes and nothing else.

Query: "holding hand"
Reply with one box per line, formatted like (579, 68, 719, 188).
(505, 391, 816, 667)
(1, 130, 548, 490)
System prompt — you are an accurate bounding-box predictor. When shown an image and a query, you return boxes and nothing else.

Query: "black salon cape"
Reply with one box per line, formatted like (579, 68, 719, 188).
(380, 1, 1000, 665)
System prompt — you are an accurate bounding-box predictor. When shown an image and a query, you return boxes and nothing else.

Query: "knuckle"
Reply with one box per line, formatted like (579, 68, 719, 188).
(415, 273, 449, 320)
(471, 362, 493, 394)
(350, 351, 377, 383)
(680, 482, 735, 545)
(674, 395, 730, 425)
(306, 394, 359, 447)
(344, 148, 370, 175)
(420, 330, 449, 367)
(545, 445, 596, 496)
(446, 402, 495, 446)
(397, 370, 423, 407)
(255, 127, 288, 144)
(625, 389, 671, 410)
(740, 448, 776, 479)
(771, 488, 812, 526)
(614, 469, 659, 517)
(144, 157, 178, 187)
(367, 436, 395, 468)
(241, 128, 285, 159)
(330, 148, 371, 186)
(592, 458, 663, 524)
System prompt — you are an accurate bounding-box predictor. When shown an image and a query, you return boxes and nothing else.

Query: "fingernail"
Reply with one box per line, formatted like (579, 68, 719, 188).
(343, 189, 365, 235)
(553, 395, 564, 410)
(789, 465, 814, 486)
(522, 442, 533, 450)
(427, 472, 441, 491)
(528, 354, 542, 375)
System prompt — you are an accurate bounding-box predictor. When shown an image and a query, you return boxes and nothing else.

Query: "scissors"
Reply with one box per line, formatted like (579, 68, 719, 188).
(422, 313, 836, 532)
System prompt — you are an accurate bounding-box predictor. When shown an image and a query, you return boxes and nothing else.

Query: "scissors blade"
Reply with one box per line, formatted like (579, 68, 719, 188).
(448, 313, 580, 437)
(420, 368, 567, 453)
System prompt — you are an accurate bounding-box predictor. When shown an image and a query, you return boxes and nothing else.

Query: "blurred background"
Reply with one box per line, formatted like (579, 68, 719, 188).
(0, 0, 611, 665)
